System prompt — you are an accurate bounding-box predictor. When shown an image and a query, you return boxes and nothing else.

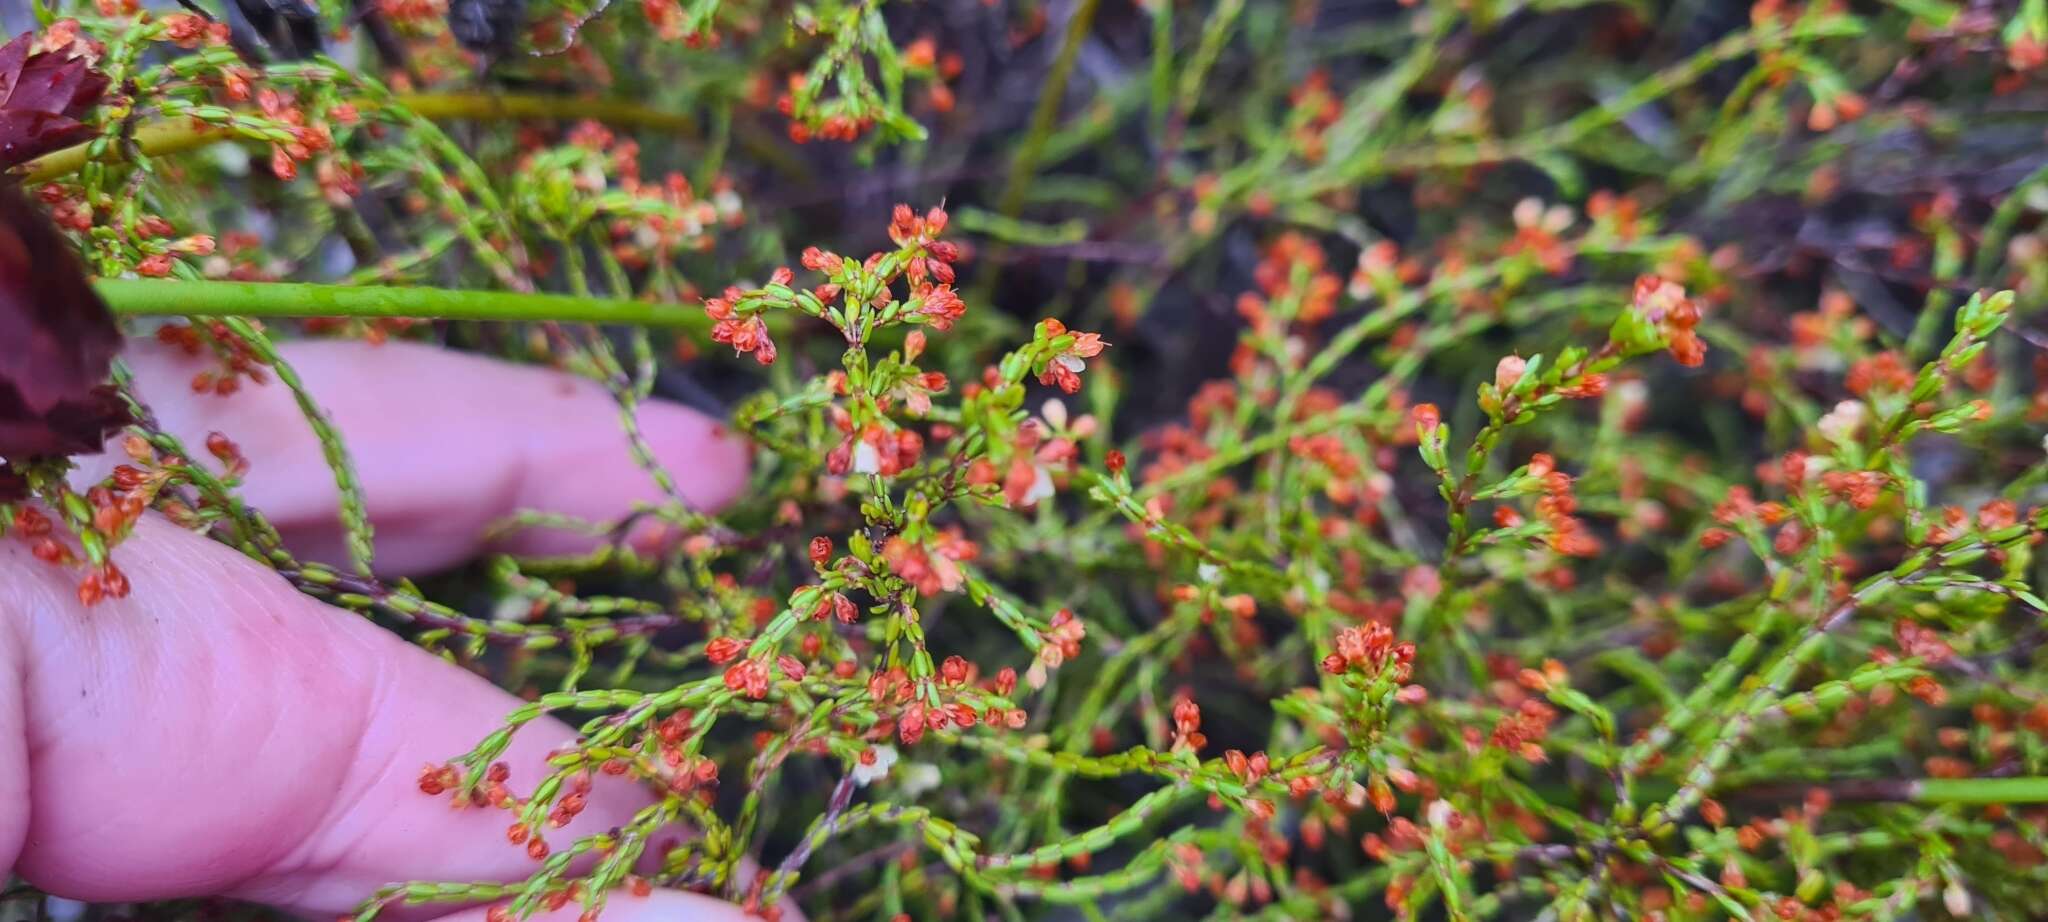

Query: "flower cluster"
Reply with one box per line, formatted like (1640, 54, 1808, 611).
(1319, 622, 1415, 681)
(1621, 273, 1707, 367)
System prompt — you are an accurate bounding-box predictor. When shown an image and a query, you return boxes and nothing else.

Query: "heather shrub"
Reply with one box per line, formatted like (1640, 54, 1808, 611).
(4, 0, 2048, 920)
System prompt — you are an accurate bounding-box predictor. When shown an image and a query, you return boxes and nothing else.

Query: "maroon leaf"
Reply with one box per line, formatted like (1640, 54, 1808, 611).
(13, 52, 91, 115)
(69, 67, 110, 120)
(0, 31, 108, 171)
(0, 182, 130, 463)
(0, 110, 96, 166)
(0, 34, 29, 104)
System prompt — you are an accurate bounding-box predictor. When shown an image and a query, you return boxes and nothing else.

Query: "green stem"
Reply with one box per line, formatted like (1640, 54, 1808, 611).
(398, 92, 697, 133)
(19, 92, 696, 184)
(1914, 778, 2048, 805)
(97, 278, 712, 330)
(994, 0, 1102, 219)
(21, 119, 231, 183)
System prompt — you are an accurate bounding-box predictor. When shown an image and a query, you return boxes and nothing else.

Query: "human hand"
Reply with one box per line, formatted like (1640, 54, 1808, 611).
(1, 337, 757, 921)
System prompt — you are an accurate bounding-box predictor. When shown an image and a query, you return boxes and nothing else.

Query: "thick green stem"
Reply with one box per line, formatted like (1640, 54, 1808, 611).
(18, 92, 696, 184)
(1914, 778, 2048, 805)
(21, 120, 232, 183)
(97, 278, 711, 331)
(398, 92, 697, 133)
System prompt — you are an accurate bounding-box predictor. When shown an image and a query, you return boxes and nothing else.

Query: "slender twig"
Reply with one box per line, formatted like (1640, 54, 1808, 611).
(17, 92, 696, 183)
(994, 0, 1103, 220)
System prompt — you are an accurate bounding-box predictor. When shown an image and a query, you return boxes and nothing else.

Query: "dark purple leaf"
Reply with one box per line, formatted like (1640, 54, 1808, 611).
(0, 32, 108, 171)
(12, 52, 89, 115)
(0, 182, 130, 461)
(0, 110, 95, 169)
(0, 34, 30, 106)
(67, 68, 110, 120)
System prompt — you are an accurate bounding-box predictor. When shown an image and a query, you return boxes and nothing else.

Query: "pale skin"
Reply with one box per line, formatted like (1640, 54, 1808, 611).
(0, 338, 763, 921)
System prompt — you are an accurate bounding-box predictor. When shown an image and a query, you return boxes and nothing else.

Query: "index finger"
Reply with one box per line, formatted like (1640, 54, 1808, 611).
(94, 337, 750, 576)
(0, 512, 749, 919)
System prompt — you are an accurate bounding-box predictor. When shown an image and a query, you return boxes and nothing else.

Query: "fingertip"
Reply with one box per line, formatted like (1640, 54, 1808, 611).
(491, 387, 750, 560)
(423, 889, 762, 922)
(631, 396, 753, 512)
(114, 336, 754, 574)
(0, 511, 713, 912)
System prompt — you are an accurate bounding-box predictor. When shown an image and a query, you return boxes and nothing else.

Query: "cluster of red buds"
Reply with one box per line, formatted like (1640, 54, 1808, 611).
(9, 504, 127, 604)
(879, 528, 977, 596)
(1033, 319, 1106, 394)
(0, 424, 224, 606)
(1622, 275, 1707, 367)
(826, 410, 925, 477)
(864, 664, 1027, 745)
(1319, 622, 1416, 682)
(1818, 468, 1887, 510)
(127, 212, 218, 278)
(1505, 198, 1577, 275)
(1281, 70, 1343, 163)
(1022, 607, 1085, 688)
(703, 205, 970, 367)
(1237, 232, 1341, 334)
(636, 0, 714, 43)
(1221, 748, 1271, 785)
(649, 712, 723, 798)
(1523, 454, 1599, 558)
(770, 37, 962, 143)
(776, 76, 874, 144)
(704, 286, 778, 365)
(1485, 695, 1558, 763)
(155, 322, 271, 396)
(264, 88, 336, 178)
(1846, 350, 1914, 397)
(1171, 694, 1206, 752)
(958, 409, 1090, 509)
(805, 588, 861, 625)
(1923, 498, 2022, 546)
(596, 148, 733, 270)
